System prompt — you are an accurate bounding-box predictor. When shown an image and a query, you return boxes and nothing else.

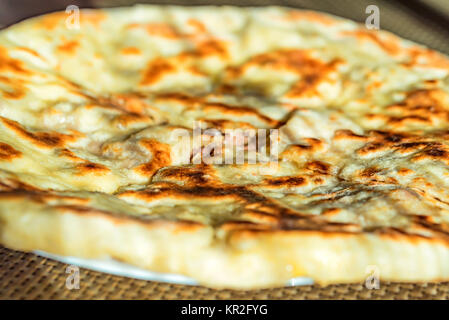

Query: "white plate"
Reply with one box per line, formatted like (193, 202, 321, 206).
(35, 250, 314, 287)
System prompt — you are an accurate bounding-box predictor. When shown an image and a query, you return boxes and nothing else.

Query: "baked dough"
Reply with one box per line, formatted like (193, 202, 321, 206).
(1, 5, 449, 289)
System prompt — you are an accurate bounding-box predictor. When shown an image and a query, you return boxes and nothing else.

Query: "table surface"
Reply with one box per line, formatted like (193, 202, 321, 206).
(2, 0, 449, 300)
(1, 246, 449, 299)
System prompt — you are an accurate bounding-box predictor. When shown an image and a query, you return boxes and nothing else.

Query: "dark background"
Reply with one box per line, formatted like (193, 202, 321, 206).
(1, 0, 449, 54)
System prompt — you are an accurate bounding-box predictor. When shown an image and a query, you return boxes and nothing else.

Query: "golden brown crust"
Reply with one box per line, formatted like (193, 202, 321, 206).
(2, 5, 449, 289)
(0, 142, 21, 161)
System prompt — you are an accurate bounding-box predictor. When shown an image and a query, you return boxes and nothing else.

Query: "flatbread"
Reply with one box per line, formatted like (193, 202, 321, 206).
(1, 5, 449, 289)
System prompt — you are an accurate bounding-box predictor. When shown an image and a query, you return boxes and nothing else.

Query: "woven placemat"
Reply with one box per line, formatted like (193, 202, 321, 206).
(1, 246, 448, 300)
